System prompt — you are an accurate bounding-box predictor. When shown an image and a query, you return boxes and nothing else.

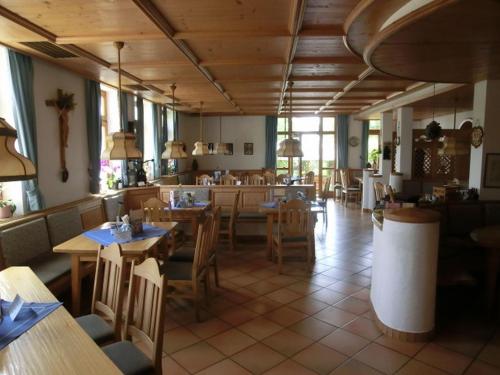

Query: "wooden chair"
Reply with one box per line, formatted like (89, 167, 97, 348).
(317, 176, 331, 220)
(272, 199, 313, 274)
(373, 181, 386, 206)
(276, 173, 290, 184)
(385, 184, 396, 203)
(168, 207, 222, 288)
(248, 174, 265, 185)
(102, 257, 167, 375)
(263, 171, 276, 185)
(221, 174, 238, 185)
(196, 174, 213, 185)
(304, 171, 315, 185)
(340, 169, 361, 206)
(76, 243, 126, 345)
(219, 190, 240, 251)
(162, 215, 214, 321)
(141, 197, 184, 256)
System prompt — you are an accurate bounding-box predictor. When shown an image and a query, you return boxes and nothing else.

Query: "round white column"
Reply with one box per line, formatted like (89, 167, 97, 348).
(371, 208, 440, 340)
(368, 174, 383, 210)
(389, 172, 404, 193)
(362, 169, 374, 212)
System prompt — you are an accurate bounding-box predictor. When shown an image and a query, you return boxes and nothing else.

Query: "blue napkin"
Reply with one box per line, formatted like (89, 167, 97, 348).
(0, 299, 62, 350)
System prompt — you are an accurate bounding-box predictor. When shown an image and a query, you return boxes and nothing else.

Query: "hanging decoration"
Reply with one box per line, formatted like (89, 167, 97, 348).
(45, 89, 76, 182)
(162, 83, 188, 162)
(424, 84, 442, 141)
(192, 101, 209, 156)
(214, 116, 227, 155)
(277, 81, 303, 157)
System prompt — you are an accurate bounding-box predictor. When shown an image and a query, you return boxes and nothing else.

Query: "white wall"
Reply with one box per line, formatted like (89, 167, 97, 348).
(33, 59, 89, 208)
(177, 114, 266, 171)
(348, 116, 363, 169)
(413, 110, 473, 129)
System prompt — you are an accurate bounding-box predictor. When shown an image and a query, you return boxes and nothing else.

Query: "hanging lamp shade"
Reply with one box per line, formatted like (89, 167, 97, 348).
(0, 117, 36, 181)
(162, 83, 187, 159)
(192, 101, 209, 156)
(215, 116, 227, 155)
(276, 81, 303, 157)
(101, 41, 142, 161)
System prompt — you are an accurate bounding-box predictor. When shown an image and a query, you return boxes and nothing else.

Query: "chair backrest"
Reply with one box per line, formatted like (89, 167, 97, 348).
(321, 176, 331, 200)
(141, 197, 170, 222)
(103, 194, 124, 221)
(210, 207, 222, 254)
(192, 215, 214, 279)
(385, 184, 396, 203)
(276, 174, 290, 184)
(91, 243, 126, 340)
(248, 174, 265, 185)
(46, 207, 83, 246)
(373, 182, 386, 202)
(263, 171, 276, 185)
(124, 257, 167, 374)
(196, 174, 213, 185)
(221, 174, 238, 185)
(304, 171, 315, 185)
(229, 190, 240, 228)
(340, 169, 349, 189)
(278, 199, 310, 239)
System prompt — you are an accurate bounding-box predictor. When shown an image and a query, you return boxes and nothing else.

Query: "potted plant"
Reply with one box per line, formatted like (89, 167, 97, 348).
(369, 148, 381, 170)
(0, 199, 16, 219)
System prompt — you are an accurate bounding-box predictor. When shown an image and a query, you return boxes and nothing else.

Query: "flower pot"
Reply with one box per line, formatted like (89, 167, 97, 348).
(0, 206, 13, 219)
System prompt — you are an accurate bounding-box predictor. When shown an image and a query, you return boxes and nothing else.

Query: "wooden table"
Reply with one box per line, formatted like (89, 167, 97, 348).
(471, 225, 500, 315)
(53, 221, 177, 315)
(259, 204, 321, 259)
(0, 267, 120, 374)
(170, 202, 211, 239)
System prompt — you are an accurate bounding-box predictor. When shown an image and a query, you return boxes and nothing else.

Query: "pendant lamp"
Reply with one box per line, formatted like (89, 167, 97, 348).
(438, 98, 469, 156)
(192, 101, 209, 156)
(0, 117, 36, 181)
(101, 42, 142, 160)
(161, 84, 187, 160)
(277, 82, 303, 157)
(424, 84, 442, 141)
(214, 116, 227, 155)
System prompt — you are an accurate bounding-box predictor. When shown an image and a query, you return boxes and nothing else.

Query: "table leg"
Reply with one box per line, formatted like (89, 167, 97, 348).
(266, 214, 273, 260)
(485, 248, 500, 316)
(71, 254, 82, 316)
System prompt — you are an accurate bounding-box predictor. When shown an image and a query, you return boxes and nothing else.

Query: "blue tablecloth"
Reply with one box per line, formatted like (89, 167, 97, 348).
(174, 201, 209, 209)
(261, 201, 278, 209)
(0, 300, 62, 350)
(83, 224, 168, 246)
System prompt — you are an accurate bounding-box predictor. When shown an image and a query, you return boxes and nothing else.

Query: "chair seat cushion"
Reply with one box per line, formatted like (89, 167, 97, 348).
(168, 247, 195, 262)
(76, 314, 114, 345)
(30, 253, 71, 285)
(102, 341, 154, 375)
(161, 261, 193, 280)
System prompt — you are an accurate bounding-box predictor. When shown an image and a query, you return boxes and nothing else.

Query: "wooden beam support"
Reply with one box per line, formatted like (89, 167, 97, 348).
(133, 0, 239, 110)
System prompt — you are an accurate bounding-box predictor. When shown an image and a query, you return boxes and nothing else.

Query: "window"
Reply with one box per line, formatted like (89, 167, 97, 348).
(368, 120, 381, 167)
(143, 100, 154, 180)
(276, 116, 335, 191)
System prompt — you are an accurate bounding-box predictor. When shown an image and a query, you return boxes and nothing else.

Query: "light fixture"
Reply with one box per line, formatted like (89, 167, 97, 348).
(101, 41, 142, 160)
(424, 84, 442, 141)
(277, 81, 303, 157)
(438, 97, 469, 156)
(0, 117, 36, 181)
(192, 101, 209, 156)
(214, 116, 227, 155)
(161, 83, 188, 161)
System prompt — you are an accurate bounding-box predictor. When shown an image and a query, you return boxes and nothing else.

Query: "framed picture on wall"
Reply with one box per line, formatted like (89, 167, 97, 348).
(244, 143, 253, 155)
(484, 153, 500, 188)
(225, 143, 233, 155)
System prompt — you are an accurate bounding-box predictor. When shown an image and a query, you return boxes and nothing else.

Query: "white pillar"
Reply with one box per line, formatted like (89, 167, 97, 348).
(396, 107, 413, 179)
(469, 80, 500, 200)
(380, 111, 393, 183)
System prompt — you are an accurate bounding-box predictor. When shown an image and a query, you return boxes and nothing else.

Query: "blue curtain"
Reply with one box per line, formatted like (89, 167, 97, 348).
(85, 79, 102, 194)
(336, 114, 349, 169)
(135, 97, 144, 155)
(152, 103, 161, 178)
(265, 116, 278, 170)
(8, 50, 44, 211)
(360, 120, 369, 168)
(160, 106, 168, 175)
(120, 92, 129, 185)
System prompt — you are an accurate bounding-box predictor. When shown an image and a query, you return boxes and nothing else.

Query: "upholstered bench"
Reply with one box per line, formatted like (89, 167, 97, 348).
(0, 217, 71, 293)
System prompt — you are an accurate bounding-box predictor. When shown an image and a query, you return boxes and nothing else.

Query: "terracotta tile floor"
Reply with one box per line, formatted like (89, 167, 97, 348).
(156, 202, 500, 374)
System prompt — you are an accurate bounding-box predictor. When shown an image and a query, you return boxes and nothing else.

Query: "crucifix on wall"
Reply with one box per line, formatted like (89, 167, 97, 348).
(46, 89, 76, 182)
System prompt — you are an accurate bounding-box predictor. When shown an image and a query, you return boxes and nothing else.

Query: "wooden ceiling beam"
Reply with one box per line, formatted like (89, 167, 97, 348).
(133, 0, 239, 111)
(278, 0, 308, 114)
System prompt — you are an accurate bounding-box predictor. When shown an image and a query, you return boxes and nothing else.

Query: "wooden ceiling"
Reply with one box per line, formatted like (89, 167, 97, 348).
(0, 0, 419, 115)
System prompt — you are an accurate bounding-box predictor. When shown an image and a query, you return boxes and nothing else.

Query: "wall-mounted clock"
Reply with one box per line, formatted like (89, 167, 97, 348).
(348, 136, 360, 147)
(471, 126, 483, 148)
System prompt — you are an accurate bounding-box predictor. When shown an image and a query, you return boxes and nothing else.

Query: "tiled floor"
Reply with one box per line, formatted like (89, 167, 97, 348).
(155, 202, 500, 374)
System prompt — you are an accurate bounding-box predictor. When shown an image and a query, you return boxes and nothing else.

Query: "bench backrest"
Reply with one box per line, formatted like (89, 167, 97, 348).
(46, 207, 83, 246)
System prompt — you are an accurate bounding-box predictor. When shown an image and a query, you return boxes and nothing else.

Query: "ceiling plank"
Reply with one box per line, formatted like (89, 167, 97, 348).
(299, 25, 344, 37)
(56, 33, 165, 44)
(133, 0, 239, 111)
(173, 30, 290, 39)
(292, 56, 362, 64)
